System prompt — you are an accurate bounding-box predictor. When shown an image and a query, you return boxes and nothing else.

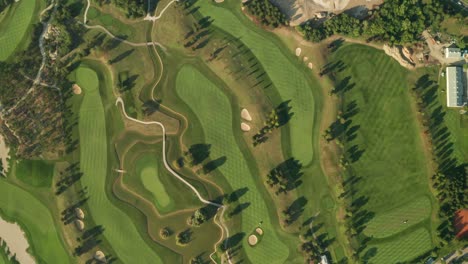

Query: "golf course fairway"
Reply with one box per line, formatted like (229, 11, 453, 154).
(76, 65, 164, 263)
(176, 65, 289, 264)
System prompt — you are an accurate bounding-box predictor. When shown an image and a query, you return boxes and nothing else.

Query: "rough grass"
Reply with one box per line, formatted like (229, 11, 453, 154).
(365, 228, 432, 263)
(197, 1, 317, 166)
(0, 0, 37, 61)
(137, 154, 172, 209)
(331, 44, 434, 262)
(364, 196, 431, 238)
(175, 65, 289, 263)
(76, 65, 163, 263)
(0, 179, 71, 263)
(16, 160, 54, 188)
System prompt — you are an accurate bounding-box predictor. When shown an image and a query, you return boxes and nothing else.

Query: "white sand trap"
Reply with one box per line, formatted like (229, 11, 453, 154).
(308, 62, 313, 69)
(241, 122, 251, 132)
(295, 47, 302, 56)
(75, 208, 85, 220)
(94, 251, 106, 262)
(72, 84, 82, 95)
(74, 220, 85, 231)
(255, 227, 264, 235)
(0, 217, 36, 264)
(0, 134, 10, 174)
(248, 234, 258, 246)
(303, 56, 308, 62)
(241, 108, 252, 121)
(215, 0, 224, 3)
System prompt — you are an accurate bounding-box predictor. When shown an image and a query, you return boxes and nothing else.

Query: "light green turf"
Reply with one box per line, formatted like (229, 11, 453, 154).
(197, 1, 316, 165)
(16, 160, 54, 188)
(176, 65, 289, 264)
(367, 228, 432, 263)
(364, 196, 431, 238)
(0, 179, 70, 263)
(76, 66, 163, 263)
(137, 154, 172, 209)
(331, 44, 434, 262)
(0, 0, 37, 60)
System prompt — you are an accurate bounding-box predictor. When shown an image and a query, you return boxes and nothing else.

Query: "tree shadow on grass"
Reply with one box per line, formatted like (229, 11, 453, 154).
(203, 156, 226, 174)
(220, 232, 245, 252)
(229, 202, 251, 217)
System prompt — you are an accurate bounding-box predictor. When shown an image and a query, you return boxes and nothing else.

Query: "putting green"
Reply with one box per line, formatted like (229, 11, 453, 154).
(137, 154, 172, 209)
(76, 65, 163, 263)
(197, 1, 317, 165)
(0, 0, 37, 61)
(0, 179, 70, 263)
(176, 65, 289, 264)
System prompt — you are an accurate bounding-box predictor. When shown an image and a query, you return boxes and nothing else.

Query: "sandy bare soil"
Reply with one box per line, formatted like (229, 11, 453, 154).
(0, 134, 10, 174)
(241, 122, 251, 132)
(270, 0, 383, 26)
(0, 218, 36, 264)
(241, 108, 252, 121)
(383, 44, 415, 69)
(248, 234, 258, 245)
(72, 84, 82, 95)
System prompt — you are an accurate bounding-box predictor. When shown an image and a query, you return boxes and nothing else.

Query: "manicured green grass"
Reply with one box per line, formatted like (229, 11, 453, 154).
(364, 196, 431, 238)
(331, 44, 435, 262)
(366, 228, 433, 263)
(88, 8, 133, 39)
(0, 0, 37, 61)
(16, 160, 54, 188)
(137, 154, 172, 209)
(76, 65, 164, 263)
(176, 65, 289, 263)
(196, 1, 317, 166)
(0, 179, 71, 263)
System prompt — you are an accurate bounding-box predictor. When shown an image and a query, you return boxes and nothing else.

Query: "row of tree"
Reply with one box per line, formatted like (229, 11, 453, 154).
(297, 0, 448, 44)
(243, 0, 288, 28)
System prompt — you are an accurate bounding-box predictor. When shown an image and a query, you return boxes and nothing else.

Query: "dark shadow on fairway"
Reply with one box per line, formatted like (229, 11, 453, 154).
(220, 232, 245, 251)
(229, 202, 251, 217)
(203, 156, 226, 174)
(188, 143, 211, 165)
(283, 196, 308, 226)
(108, 49, 135, 64)
(228, 187, 249, 203)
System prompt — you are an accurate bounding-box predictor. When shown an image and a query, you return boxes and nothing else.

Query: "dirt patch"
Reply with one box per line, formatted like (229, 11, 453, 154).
(241, 122, 251, 132)
(0, 134, 10, 174)
(270, 0, 383, 26)
(0, 217, 36, 264)
(455, 209, 468, 239)
(72, 84, 82, 95)
(248, 234, 258, 246)
(241, 108, 252, 121)
(383, 44, 415, 69)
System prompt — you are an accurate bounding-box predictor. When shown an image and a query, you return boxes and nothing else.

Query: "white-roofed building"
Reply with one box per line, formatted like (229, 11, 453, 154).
(446, 66, 465, 107)
(445, 47, 462, 59)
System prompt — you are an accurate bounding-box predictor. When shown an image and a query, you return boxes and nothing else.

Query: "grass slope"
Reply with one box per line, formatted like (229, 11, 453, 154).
(137, 154, 172, 209)
(76, 65, 163, 263)
(0, 0, 37, 61)
(0, 179, 70, 263)
(176, 65, 289, 263)
(196, 1, 317, 166)
(331, 44, 434, 262)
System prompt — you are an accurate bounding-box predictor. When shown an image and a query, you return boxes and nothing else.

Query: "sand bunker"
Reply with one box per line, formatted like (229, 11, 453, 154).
(94, 251, 106, 262)
(241, 108, 252, 121)
(255, 227, 264, 235)
(295, 48, 302, 56)
(241, 122, 251, 132)
(75, 208, 85, 220)
(215, 0, 224, 2)
(72, 84, 82, 95)
(74, 220, 85, 231)
(303, 56, 308, 62)
(0, 217, 36, 264)
(383, 44, 415, 69)
(0, 134, 10, 175)
(308, 62, 313, 69)
(248, 234, 258, 246)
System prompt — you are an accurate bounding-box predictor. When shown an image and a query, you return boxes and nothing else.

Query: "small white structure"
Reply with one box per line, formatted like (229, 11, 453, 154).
(445, 47, 462, 59)
(320, 255, 329, 264)
(446, 66, 465, 107)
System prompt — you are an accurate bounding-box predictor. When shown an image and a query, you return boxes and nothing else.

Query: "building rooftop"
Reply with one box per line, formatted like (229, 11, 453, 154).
(446, 66, 465, 107)
(445, 47, 462, 59)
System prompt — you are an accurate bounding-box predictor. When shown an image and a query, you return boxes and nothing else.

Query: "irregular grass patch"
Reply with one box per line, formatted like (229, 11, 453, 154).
(16, 160, 54, 188)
